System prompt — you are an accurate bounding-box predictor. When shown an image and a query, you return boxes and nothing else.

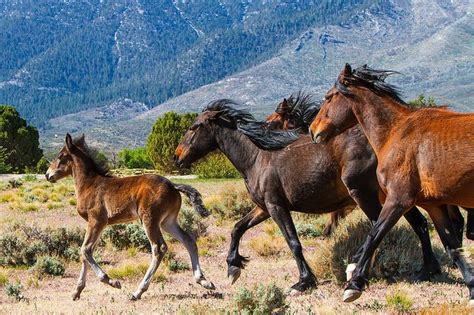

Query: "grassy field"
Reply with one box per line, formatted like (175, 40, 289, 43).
(0, 174, 472, 314)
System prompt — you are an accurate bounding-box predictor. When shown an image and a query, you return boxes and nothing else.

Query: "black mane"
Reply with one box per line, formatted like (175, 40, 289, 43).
(204, 100, 299, 150)
(338, 65, 406, 105)
(284, 91, 321, 132)
(73, 137, 111, 177)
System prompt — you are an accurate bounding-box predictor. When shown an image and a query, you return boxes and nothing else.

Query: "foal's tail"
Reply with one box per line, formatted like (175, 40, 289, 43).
(173, 184, 210, 217)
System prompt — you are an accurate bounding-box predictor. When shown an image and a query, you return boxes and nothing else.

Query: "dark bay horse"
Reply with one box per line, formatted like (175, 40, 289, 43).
(309, 64, 474, 304)
(265, 92, 350, 235)
(46, 134, 214, 301)
(174, 99, 441, 293)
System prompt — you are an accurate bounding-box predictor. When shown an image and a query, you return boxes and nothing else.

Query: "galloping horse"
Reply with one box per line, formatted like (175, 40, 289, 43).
(265, 92, 350, 235)
(46, 134, 214, 301)
(174, 99, 440, 293)
(309, 64, 474, 304)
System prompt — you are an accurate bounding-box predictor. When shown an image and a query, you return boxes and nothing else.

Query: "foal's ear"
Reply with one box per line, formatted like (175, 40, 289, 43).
(342, 63, 352, 76)
(75, 134, 86, 147)
(65, 133, 74, 151)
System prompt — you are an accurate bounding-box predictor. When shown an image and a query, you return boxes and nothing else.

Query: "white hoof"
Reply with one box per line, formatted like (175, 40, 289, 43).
(288, 289, 304, 297)
(469, 299, 474, 308)
(343, 289, 362, 303)
(345, 263, 357, 281)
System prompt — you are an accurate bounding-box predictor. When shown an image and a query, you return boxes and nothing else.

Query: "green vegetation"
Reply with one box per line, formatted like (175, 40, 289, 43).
(118, 147, 152, 169)
(4, 282, 24, 301)
(102, 223, 150, 252)
(32, 256, 65, 276)
(408, 94, 439, 108)
(205, 187, 253, 220)
(147, 112, 197, 173)
(386, 289, 413, 313)
(192, 152, 240, 179)
(234, 283, 286, 314)
(0, 105, 43, 172)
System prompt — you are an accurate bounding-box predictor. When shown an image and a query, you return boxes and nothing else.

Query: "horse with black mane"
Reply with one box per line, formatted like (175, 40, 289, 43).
(45, 134, 214, 301)
(309, 64, 474, 303)
(174, 98, 442, 293)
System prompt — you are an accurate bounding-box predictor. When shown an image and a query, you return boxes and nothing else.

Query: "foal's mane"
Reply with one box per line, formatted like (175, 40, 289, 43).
(73, 137, 111, 177)
(204, 100, 299, 150)
(284, 91, 321, 131)
(337, 65, 407, 105)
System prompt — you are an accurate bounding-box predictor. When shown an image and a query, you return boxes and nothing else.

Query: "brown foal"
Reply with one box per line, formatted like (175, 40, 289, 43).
(310, 64, 474, 304)
(45, 134, 214, 301)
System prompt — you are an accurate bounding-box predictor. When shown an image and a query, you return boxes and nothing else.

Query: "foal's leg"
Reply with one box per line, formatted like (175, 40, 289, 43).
(428, 206, 474, 305)
(343, 194, 413, 302)
(131, 219, 167, 300)
(81, 222, 121, 291)
(72, 253, 88, 300)
(227, 206, 270, 283)
(265, 200, 316, 293)
(322, 209, 349, 236)
(162, 216, 215, 290)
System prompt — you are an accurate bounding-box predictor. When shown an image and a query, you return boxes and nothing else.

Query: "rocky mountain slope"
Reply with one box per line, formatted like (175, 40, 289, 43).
(40, 0, 473, 152)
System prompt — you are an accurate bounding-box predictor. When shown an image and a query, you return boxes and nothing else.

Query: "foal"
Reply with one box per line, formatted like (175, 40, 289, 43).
(45, 134, 214, 300)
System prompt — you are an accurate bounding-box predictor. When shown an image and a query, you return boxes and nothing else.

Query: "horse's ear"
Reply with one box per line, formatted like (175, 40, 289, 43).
(276, 98, 289, 114)
(76, 134, 85, 147)
(342, 63, 352, 76)
(206, 110, 221, 121)
(65, 133, 74, 151)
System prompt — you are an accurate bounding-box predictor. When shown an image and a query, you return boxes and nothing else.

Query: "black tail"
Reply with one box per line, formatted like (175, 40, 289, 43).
(173, 184, 210, 217)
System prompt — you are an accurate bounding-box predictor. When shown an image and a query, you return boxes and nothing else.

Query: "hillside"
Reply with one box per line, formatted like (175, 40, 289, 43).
(40, 0, 474, 152)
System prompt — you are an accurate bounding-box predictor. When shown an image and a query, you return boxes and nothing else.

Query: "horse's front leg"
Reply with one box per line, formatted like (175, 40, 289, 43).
(344, 194, 412, 302)
(265, 200, 316, 294)
(81, 220, 121, 291)
(226, 206, 270, 284)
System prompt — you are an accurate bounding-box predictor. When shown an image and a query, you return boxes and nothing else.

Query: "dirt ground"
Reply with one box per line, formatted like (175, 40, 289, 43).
(0, 176, 472, 314)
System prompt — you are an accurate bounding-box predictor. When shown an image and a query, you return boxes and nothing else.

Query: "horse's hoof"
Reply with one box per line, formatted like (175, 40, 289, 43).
(201, 280, 216, 290)
(112, 280, 122, 289)
(227, 266, 241, 285)
(345, 263, 357, 281)
(288, 288, 304, 297)
(469, 299, 474, 308)
(72, 293, 81, 301)
(130, 294, 139, 301)
(343, 288, 362, 303)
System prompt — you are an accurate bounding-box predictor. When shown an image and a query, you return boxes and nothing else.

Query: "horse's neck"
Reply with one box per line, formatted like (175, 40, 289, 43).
(213, 125, 260, 178)
(71, 158, 99, 196)
(351, 93, 409, 155)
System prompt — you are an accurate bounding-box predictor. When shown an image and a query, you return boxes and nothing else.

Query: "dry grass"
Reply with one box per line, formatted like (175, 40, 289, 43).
(0, 177, 473, 314)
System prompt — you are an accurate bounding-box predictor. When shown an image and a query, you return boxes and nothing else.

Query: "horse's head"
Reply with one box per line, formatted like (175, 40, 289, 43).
(45, 133, 85, 183)
(174, 110, 220, 168)
(310, 64, 359, 143)
(265, 98, 293, 129)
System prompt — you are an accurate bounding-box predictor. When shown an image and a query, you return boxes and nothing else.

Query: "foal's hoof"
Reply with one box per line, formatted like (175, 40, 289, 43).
(130, 294, 140, 301)
(202, 280, 216, 290)
(227, 266, 242, 285)
(345, 263, 357, 281)
(288, 288, 304, 297)
(111, 280, 122, 289)
(72, 293, 81, 301)
(343, 288, 362, 303)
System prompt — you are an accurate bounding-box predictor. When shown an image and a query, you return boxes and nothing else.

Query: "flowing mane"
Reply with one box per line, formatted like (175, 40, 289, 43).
(284, 91, 321, 131)
(73, 137, 111, 177)
(337, 65, 406, 105)
(204, 100, 299, 150)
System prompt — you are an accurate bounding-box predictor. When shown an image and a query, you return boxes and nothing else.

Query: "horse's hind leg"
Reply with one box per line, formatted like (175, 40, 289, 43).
(162, 215, 215, 290)
(227, 206, 270, 284)
(466, 208, 474, 240)
(72, 255, 88, 300)
(132, 219, 167, 300)
(81, 222, 121, 291)
(447, 205, 464, 244)
(322, 208, 349, 236)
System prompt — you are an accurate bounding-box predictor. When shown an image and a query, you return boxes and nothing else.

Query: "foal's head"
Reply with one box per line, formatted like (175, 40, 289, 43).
(309, 64, 402, 143)
(45, 133, 109, 183)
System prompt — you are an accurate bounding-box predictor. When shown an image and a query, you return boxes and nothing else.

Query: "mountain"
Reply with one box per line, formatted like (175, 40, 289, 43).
(0, 0, 472, 153)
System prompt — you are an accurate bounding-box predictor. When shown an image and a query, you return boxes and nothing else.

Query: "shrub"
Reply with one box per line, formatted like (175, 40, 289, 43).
(102, 223, 150, 251)
(0, 271, 8, 286)
(36, 157, 49, 173)
(295, 223, 323, 238)
(192, 152, 240, 178)
(22, 174, 37, 182)
(309, 211, 433, 282)
(167, 257, 190, 272)
(249, 234, 285, 257)
(234, 283, 285, 314)
(32, 256, 65, 276)
(205, 187, 253, 220)
(386, 289, 413, 313)
(179, 207, 208, 239)
(4, 282, 24, 301)
(147, 112, 197, 173)
(118, 147, 153, 169)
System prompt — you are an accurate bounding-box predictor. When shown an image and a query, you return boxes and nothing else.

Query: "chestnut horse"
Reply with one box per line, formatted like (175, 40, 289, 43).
(309, 64, 474, 304)
(265, 92, 350, 235)
(46, 134, 214, 301)
(175, 99, 441, 293)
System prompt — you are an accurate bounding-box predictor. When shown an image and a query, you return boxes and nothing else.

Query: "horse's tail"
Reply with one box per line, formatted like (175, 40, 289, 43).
(173, 184, 210, 217)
